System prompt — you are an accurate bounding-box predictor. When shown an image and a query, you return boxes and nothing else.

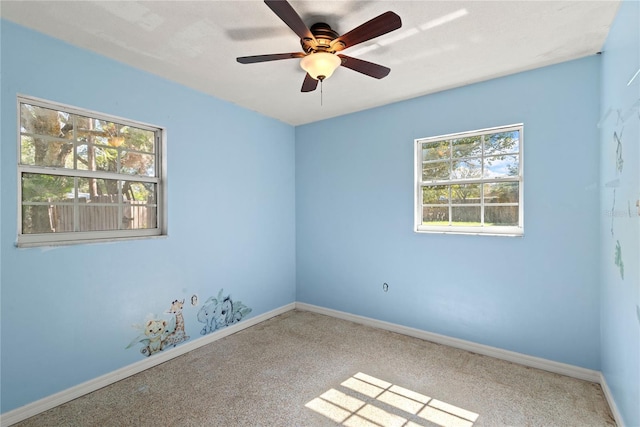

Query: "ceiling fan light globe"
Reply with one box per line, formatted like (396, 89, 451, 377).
(300, 52, 341, 80)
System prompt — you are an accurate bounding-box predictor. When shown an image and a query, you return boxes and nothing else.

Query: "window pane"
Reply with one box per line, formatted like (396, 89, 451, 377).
(94, 119, 121, 145)
(78, 178, 120, 202)
(485, 131, 519, 155)
(452, 136, 481, 158)
(76, 145, 89, 170)
(76, 145, 118, 173)
(124, 204, 157, 229)
(485, 206, 519, 226)
(22, 173, 74, 235)
(451, 206, 481, 226)
(20, 104, 73, 139)
(123, 182, 156, 203)
(78, 204, 120, 232)
(23, 203, 83, 234)
(451, 158, 481, 180)
(484, 182, 519, 203)
(422, 161, 450, 181)
(76, 118, 130, 147)
(21, 136, 74, 168)
(76, 115, 105, 145)
(76, 178, 121, 231)
(22, 205, 55, 234)
(123, 182, 156, 229)
(484, 155, 519, 178)
(422, 140, 449, 161)
(451, 184, 481, 204)
(22, 173, 74, 203)
(121, 152, 155, 177)
(121, 128, 155, 153)
(76, 119, 154, 152)
(21, 136, 35, 165)
(422, 185, 448, 204)
(422, 206, 448, 225)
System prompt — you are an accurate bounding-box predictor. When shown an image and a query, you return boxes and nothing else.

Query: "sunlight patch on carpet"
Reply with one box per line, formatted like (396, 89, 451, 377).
(305, 372, 479, 427)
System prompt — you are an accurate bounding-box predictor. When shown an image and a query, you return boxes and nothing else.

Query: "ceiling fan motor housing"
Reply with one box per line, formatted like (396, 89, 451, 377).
(301, 23, 344, 53)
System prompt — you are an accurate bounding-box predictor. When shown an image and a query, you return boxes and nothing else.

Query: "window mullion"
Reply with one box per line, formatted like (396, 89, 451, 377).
(17, 165, 158, 184)
(118, 181, 123, 230)
(73, 114, 78, 170)
(479, 135, 484, 226)
(480, 183, 485, 226)
(448, 185, 452, 226)
(448, 141, 453, 225)
(73, 177, 79, 232)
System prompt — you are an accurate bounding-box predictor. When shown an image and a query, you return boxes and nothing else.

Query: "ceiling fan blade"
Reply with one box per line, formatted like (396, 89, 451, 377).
(237, 52, 305, 64)
(338, 55, 390, 79)
(301, 73, 318, 92)
(264, 0, 316, 44)
(332, 11, 401, 51)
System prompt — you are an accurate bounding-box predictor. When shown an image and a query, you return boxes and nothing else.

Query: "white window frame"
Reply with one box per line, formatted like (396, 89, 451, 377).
(414, 123, 524, 236)
(16, 95, 167, 247)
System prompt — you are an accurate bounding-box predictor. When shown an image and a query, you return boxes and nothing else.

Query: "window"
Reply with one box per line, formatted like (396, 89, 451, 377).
(17, 96, 165, 246)
(414, 124, 523, 236)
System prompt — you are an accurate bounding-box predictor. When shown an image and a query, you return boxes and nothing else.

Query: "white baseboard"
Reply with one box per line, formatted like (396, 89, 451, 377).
(600, 372, 625, 427)
(0, 303, 295, 427)
(295, 302, 602, 383)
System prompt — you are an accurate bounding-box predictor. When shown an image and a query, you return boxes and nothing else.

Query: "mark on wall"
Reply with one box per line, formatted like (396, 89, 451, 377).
(611, 189, 616, 236)
(614, 130, 623, 173)
(603, 101, 639, 278)
(197, 288, 252, 335)
(614, 240, 624, 280)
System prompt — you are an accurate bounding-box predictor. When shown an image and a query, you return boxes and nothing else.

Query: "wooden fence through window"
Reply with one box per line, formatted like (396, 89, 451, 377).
(49, 195, 155, 232)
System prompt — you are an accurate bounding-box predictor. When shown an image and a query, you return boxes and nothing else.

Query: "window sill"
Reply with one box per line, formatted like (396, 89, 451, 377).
(415, 226, 523, 237)
(16, 233, 167, 248)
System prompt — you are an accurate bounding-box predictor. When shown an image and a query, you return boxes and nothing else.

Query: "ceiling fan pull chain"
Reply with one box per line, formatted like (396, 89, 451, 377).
(320, 79, 323, 106)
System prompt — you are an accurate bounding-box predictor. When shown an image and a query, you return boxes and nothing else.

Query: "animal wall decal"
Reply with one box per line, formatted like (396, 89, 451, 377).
(127, 290, 252, 357)
(127, 298, 188, 357)
(127, 315, 176, 357)
(614, 129, 623, 173)
(163, 299, 190, 348)
(197, 288, 252, 335)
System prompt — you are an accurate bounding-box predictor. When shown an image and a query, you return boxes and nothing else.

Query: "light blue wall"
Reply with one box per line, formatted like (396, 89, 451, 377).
(2, 5, 637, 422)
(296, 56, 602, 370)
(0, 20, 296, 413)
(599, 1, 640, 425)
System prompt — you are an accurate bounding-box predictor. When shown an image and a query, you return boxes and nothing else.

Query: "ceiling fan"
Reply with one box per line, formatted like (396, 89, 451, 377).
(236, 0, 402, 92)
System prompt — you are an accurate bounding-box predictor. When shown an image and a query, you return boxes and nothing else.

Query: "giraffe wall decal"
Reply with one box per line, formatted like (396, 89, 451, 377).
(164, 299, 190, 348)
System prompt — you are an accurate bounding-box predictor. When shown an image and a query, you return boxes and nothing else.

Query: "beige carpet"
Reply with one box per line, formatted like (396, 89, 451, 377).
(14, 310, 615, 426)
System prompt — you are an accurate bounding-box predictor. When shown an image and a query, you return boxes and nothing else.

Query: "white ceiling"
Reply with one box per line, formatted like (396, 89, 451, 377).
(1, 1, 620, 126)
